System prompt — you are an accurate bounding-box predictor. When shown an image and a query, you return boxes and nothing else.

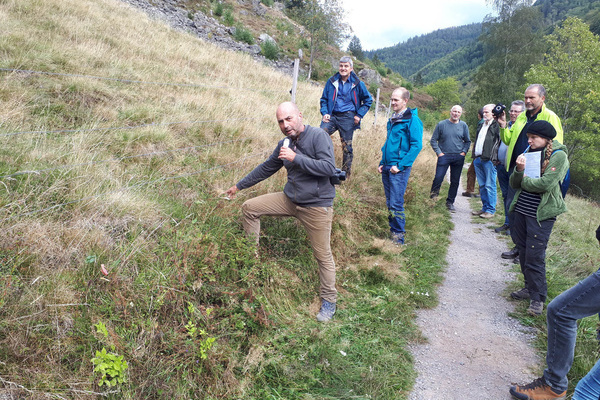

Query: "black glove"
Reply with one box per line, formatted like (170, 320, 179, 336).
(596, 224, 600, 242)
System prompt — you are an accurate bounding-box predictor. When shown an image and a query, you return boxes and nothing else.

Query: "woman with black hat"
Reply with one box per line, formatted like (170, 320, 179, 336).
(508, 120, 570, 316)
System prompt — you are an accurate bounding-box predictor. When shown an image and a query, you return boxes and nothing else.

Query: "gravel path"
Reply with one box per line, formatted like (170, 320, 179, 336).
(409, 172, 541, 399)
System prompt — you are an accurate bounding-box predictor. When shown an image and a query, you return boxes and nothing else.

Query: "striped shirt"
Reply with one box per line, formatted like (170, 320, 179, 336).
(515, 190, 556, 221)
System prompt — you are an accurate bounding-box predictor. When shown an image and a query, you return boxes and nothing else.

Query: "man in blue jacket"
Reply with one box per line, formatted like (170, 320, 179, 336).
(320, 56, 373, 179)
(378, 87, 423, 245)
(225, 102, 338, 322)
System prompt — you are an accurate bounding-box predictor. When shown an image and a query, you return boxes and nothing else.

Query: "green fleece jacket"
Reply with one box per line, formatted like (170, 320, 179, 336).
(500, 104, 563, 172)
(509, 140, 569, 222)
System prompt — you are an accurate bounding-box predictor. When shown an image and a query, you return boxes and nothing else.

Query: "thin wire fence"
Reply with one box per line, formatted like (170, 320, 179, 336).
(0, 138, 250, 179)
(0, 150, 270, 222)
(0, 117, 260, 138)
(0, 67, 281, 93)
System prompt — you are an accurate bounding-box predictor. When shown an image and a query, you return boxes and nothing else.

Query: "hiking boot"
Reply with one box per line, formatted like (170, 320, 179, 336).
(391, 232, 405, 245)
(480, 212, 494, 219)
(462, 191, 473, 197)
(502, 247, 519, 259)
(316, 299, 336, 322)
(446, 203, 456, 213)
(430, 192, 439, 199)
(509, 377, 566, 400)
(495, 223, 510, 233)
(528, 300, 544, 316)
(510, 287, 530, 301)
(472, 210, 484, 216)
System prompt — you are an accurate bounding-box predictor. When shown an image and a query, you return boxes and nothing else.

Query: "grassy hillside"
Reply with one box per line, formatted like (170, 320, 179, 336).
(0, 0, 452, 398)
(2, 1, 599, 399)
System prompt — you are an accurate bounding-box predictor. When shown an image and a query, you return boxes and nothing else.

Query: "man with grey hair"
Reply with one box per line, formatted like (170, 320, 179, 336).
(471, 104, 500, 219)
(429, 105, 471, 212)
(320, 56, 373, 178)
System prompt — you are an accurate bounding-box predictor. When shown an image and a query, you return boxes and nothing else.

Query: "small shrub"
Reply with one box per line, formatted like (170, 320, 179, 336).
(213, 2, 224, 17)
(234, 26, 254, 44)
(91, 348, 128, 387)
(223, 9, 234, 25)
(261, 40, 279, 60)
(261, 0, 274, 6)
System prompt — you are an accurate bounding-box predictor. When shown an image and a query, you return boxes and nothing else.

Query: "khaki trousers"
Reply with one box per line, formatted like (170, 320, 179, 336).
(241, 192, 337, 303)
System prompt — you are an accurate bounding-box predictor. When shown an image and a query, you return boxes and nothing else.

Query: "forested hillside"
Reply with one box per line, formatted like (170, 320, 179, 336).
(369, 0, 600, 85)
(365, 23, 482, 82)
(537, 0, 600, 33)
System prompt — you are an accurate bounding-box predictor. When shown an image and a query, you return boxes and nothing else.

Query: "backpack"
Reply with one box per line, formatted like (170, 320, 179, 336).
(551, 149, 570, 198)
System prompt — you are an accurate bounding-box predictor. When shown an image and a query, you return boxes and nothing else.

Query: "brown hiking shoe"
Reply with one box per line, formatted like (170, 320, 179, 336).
(510, 287, 530, 301)
(528, 300, 544, 316)
(510, 377, 566, 399)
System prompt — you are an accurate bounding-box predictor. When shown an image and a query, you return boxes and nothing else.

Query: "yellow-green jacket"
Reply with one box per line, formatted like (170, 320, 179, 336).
(500, 104, 563, 171)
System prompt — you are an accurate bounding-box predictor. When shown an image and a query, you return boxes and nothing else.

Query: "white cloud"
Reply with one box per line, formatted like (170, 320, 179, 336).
(343, 0, 495, 50)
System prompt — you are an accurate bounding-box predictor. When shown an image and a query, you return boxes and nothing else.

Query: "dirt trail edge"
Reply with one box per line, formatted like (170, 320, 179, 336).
(408, 174, 540, 400)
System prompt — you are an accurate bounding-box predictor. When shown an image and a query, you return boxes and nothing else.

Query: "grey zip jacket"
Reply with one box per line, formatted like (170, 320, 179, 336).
(236, 125, 336, 207)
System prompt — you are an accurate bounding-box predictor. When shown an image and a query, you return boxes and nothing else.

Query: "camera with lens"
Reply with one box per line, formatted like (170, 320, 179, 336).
(330, 168, 346, 185)
(492, 103, 506, 118)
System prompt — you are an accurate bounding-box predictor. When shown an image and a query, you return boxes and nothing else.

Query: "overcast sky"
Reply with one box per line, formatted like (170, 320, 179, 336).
(343, 0, 496, 50)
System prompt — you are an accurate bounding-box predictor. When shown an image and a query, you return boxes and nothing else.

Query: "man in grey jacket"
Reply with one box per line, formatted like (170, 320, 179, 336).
(225, 102, 338, 322)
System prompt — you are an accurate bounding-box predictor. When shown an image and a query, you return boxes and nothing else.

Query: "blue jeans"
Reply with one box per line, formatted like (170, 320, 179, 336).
(574, 357, 600, 400)
(320, 111, 357, 172)
(381, 166, 411, 235)
(496, 163, 510, 225)
(473, 157, 497, 214)
(543, 268, 600, 393)
(430, 154, 465, 205)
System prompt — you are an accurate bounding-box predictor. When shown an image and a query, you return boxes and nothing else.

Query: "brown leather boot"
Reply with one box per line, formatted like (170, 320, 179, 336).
(509, 377, 566, 400)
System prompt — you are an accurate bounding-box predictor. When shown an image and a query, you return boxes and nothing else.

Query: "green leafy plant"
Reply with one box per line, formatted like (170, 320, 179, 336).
(223, 9, 234, 26)
(85, 255, 97, 264)
(94, 321, 109, 339)
(260, 40, 279, 60)
(91, 347, 128, 387)
(234, 26, 254, 44)
(199, 335, 216, 360)
(261, 0, 274, 6)
(213, 2, 224, 17)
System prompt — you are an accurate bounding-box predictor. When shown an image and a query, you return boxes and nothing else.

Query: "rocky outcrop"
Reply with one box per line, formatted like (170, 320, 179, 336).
(357, 68, 382, 85)
(118, 0, 296, 75)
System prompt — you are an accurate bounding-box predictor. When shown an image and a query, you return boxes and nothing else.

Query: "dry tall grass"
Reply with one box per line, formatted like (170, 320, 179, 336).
(0, 0, 450, 397)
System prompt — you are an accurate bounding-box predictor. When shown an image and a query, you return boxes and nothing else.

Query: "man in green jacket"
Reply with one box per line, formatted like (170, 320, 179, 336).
(496, 84, 563, 264)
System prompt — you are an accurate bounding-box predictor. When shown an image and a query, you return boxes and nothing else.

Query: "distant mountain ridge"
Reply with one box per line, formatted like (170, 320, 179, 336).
(367, 0, 600, 85)
(365, 23, 482, 84)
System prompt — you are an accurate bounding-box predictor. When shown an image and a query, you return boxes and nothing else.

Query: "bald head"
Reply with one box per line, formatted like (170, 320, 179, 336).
(276, 102, 304, 139)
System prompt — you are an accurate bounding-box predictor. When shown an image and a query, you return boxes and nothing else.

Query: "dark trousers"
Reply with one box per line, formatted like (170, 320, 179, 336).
(430, 154, 465, 204)
(465, 162, 476, 193)
(511, 212, 555, 302)
(496, 164, 511, 225)
(320, 111, 357, 173)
